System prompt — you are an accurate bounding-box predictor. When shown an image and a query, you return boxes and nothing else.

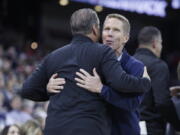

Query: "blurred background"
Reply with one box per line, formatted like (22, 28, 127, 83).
(0, 0, 180, 80)
(0, 0, 180, 133)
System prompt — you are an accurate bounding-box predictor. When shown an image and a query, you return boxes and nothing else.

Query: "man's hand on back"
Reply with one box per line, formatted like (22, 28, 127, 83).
(47, 73, 66, 93)
(75, 68, 103, 93)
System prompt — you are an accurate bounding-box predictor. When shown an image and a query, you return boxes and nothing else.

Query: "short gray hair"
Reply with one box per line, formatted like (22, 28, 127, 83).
(104, 14, 130, 35)
(70, 8, 100, 35)
(138, 26, 161, 45)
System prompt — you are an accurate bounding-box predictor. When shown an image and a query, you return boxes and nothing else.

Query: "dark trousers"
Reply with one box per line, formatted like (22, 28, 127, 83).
(146, 120, 166, 135)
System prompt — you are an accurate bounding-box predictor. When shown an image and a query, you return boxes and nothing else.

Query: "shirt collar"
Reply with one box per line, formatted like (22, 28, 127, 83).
(117, 53, 123, 61)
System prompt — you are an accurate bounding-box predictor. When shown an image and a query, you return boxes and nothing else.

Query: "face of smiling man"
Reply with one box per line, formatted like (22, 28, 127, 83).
(102, 17, 129, 56)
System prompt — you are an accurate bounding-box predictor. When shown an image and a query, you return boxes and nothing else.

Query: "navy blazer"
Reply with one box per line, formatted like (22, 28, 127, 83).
(101, 50, 144, 135)
(21, 35, 150, 135)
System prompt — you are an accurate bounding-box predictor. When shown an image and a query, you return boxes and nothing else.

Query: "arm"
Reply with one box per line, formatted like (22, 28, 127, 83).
(122, 53, 144, 77)
(46, 73, 66, 95)
(170, 86, 180, 96)
(46, 68, 142, 111)
(74, 52, 147, 111)
(101, 85, 142, 111)
(100, 46, 150, 93)
(151, 62, 180, 130)
(100, 55, 145, 111)
(20, 56, 49, 101)
(75, 68, 143, 111)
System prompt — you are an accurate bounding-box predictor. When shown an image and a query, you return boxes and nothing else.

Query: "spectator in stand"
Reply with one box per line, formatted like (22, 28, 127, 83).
(134, 26, 180, 135)
(21, 120, 43, 135)
(0, 92, 7, 131)
(1, 124, 22, 135)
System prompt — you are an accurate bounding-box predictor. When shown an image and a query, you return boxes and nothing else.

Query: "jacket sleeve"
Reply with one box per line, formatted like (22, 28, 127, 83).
(100, 85, 143, 111)
(20, 56, 50, 101)
(151, 62, 180, 130)
(100, 46, 151, 93)
(100, 54, 144, 111)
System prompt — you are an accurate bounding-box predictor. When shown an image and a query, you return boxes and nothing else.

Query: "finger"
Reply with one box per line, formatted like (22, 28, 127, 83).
(53, 78, 65, 82)
(52, 82, 66, 86)
(56, 81, 66, 85)
(76, 72, 86, 80)
(51, 85, 64, 90)
(76, 83, 88, 89)
(49, 80, 65, 87)
(48, 89, 61, 93)
(170, 87, 176, 91)
(52, 79, 66, 84)
(79, 69, 91, 77)
(93, 68, 99, 77)
(75, 77, 85, 84)
(51, 73, 58, 79)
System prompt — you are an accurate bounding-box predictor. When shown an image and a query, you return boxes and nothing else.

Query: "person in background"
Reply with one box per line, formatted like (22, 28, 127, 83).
(1, 124, 22, 135)
(134, 26, 180, 135)
(21, 120, 43, 135)
(169, 61, 180, 135)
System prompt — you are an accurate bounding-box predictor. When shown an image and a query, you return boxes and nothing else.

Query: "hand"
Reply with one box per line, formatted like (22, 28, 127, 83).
(170, 86, 180, 96)
(47, 73, 66, 93)
(143, 67, 151, 81)
(75, 68, 103, 93)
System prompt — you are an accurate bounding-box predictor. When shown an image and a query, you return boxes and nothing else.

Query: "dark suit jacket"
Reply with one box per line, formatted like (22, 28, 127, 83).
(101, 50, 144, 135)
(21, 35, 150, 135)
(134, 48, 180, 132)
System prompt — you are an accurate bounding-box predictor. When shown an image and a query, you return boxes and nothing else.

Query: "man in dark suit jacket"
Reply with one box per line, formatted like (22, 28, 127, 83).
(134, 26, 180, 135)
(21, 9, 150, 135)
(47, 14, 145, 135)
(48, 14, 148, 135)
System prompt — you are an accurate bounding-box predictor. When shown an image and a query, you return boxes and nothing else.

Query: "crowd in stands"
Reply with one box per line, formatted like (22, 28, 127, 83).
(0, 45, 48, 135)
